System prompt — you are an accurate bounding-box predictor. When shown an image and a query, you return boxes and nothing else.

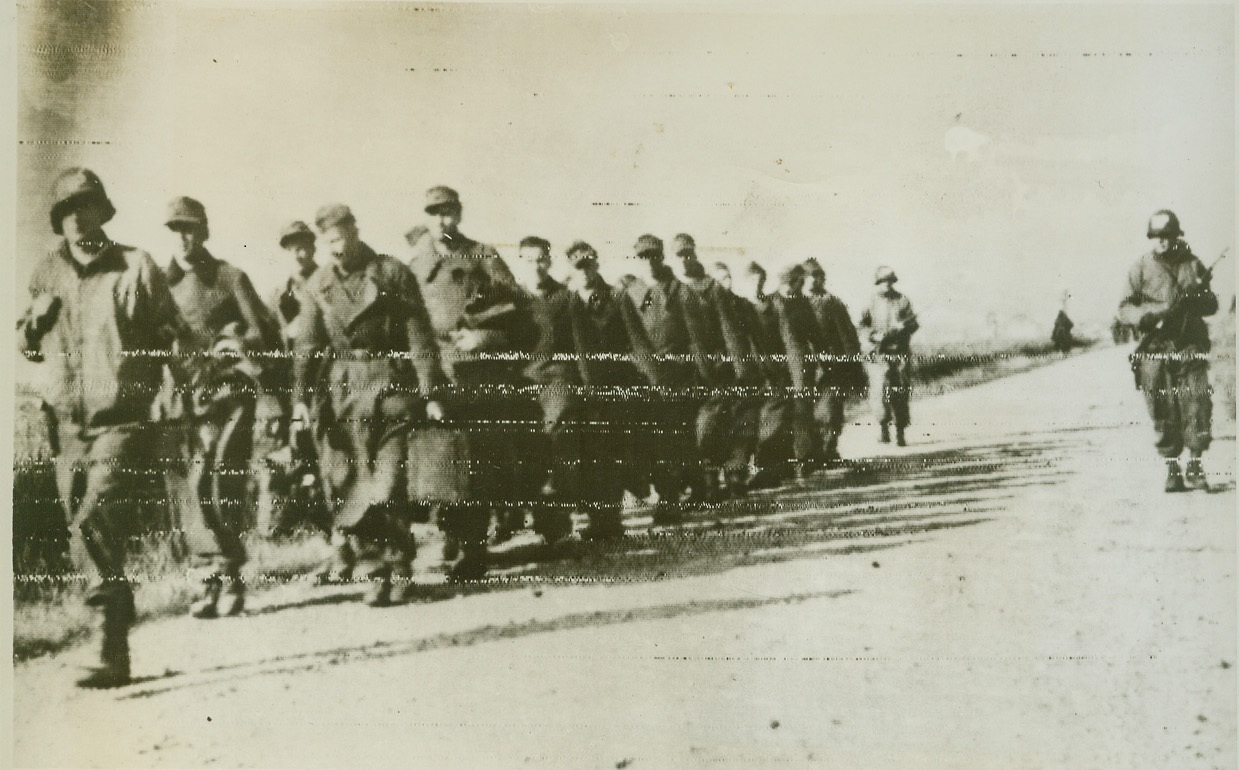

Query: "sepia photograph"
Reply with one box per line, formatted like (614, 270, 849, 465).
(8, 1, 1237, 767)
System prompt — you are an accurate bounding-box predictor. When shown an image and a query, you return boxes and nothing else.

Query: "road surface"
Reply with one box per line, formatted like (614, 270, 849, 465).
(13, 345, 1236, 769)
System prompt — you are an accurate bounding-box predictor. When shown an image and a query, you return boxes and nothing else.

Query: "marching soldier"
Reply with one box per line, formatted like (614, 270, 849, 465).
(1119, 210, 1219, 492)
(158, 196, 282, 619)
(516, 236, 574, 543)
(672, 234, 762, 499)
(406, 186, 537, 579)
(858, 266, 919, 446)
(20, 168, 185, 687)
(291, 204, 449, 604)
(803, 258, 864, 465)
(631, 234, 709, 522)
(260, 220, 329, 536)
(562, 241, 662, 538)
(737, 264, 821, 485)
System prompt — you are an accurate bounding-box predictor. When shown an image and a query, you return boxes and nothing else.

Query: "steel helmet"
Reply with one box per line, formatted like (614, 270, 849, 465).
(1147, 210, 1183, 239)
(50, 167, 115, 235)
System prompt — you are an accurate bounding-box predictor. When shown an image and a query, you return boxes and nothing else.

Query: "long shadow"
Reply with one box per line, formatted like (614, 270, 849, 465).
(117, 588, 855, 700)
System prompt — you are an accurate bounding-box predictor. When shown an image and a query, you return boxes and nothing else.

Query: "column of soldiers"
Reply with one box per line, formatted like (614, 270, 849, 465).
(24, 169, 922, 689)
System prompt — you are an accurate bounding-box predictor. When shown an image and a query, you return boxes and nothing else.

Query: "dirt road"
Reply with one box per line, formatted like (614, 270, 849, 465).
(13, 346, 1236, 769)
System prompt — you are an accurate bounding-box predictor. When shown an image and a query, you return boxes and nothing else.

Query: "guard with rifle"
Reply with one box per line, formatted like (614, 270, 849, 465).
(1119, 210, 1223, 492)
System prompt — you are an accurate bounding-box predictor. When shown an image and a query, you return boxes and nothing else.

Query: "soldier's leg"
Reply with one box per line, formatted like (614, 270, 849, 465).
(1178, 359, 1213, 489)
(352, 393, 418, 604)
(725, 393, 762, 496)
(63, 426, 147, 688)
(891, 359, 912, 445)
(752, 394, 794, 488)
(580, 398, 626, 540)
(1138, 357, 1184, 458)
(182, 413, 250, 619)
(648, 393, 696, 523)
(533, 383, 578, 543)
(693, 392, 731, 503)
(790, 389, 818, 474)
(866, 362, 892, 440)
(815, 385, 846, 463)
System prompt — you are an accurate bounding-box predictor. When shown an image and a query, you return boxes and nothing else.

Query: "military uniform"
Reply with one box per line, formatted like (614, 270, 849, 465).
(20, 168, 185, 687)
(737, 286, 818, 483)
(1119, 237, 1217, 465)
(858, 269, 919, 444)
(631, 239, 708, 518)
(805, 283, 864, 463)
(407, 190, 537, 574)
(293, 226, 448, 602)
(157, 198, 281, 617)
(674, 235, 763, 497)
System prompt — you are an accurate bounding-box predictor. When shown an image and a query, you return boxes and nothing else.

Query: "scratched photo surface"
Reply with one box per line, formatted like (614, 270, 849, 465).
(11, 2, 1236, 768)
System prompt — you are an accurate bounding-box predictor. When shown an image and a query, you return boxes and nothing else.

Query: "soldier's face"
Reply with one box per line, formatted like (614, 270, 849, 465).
(1153, 237, 1174, 255)
(59, 199, 109, 243)
(710, 265, 733, 291)
(285, 241, 316, 267)
(519, 246, 552, 274)
(431, 207, 462, 240)
(568, 263, 598, 294)
(324, 224, 360, 266)
(170, 225, 205, 260)
(807, 270, 825, 292)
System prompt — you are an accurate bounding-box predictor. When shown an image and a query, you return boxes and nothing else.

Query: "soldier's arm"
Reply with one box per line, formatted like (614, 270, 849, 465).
(229, 270, 282, 353)
(715, 287, 761, 383)
(1186, 258, 1219, 318)
(290, 291, 328, 408)
(676, 286, 714, 383)
(18, 264, 57, 362)
(617, 292, 663, 386)
(397, 267, 448, 396)
(479, 247, 520, 289)
(832, 299, 863, 356)
(1118, 261, 1167, 327)
(775, 297, 811, 390)
(898, 298, 920, 338)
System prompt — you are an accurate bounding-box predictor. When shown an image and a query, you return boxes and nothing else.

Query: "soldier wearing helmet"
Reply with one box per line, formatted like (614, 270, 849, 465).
(155, 196, 281, 620)
(858, 265, 919, 446)
(1119, 210, 1219, 492)
(19, 169, 187, 688)
(803, 258, 864, 466)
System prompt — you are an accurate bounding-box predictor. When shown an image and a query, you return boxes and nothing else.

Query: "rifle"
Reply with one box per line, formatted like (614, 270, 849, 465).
(1129, 247, 1228, 386)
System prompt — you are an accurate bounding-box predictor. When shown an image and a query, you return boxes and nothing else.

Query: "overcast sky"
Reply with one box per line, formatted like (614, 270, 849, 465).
(17, 1, 1235, 339)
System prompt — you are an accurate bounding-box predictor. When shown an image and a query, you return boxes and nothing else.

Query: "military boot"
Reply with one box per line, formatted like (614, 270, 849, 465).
(1164, 460, 1187, 493)
(723, 468, 749, 500)
(389, 559, 417, 605)
(650, 500, 684, 527)
(190, 573, 223, 619)
(895, 427, 907, 447)
(1185, 458, 1209, 491)
(532, 506, 573, 545)
(822, 434, 842, 467)
(77, 584, 134, 689)
(363, 564, 394, 607)
(879, 424, 891, 444)
(218, 563, 246, 617)
(447, 541, 489, 583)
(581, 507, 625, 541)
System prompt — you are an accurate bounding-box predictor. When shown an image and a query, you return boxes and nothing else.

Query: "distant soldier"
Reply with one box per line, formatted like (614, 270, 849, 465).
(19, 168, 184, 687)
(1119, 210, 1219, 492)
(291, 204, 449, 604)
(631, 234, 708, 521)
(673, 234, 762, 499)
(406, 186, 537, 578)
(156, 196, 281, 619)
(513, 236, 574, 542)
(269, 220, 320, 340)
(858, 266, 919, 446)
(561, 241, 662, 538)
(1051, 311, 1074, 353)
(261, 220, 329, 536)
(803, 258, 864, 465)
(732, 263, 818, 487)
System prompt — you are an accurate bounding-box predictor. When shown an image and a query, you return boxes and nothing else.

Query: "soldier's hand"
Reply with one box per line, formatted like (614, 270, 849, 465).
(451, 328, 485, 353)
(278, 290, 301, 323)
(425, 400, 445, 422)
(30, 294, 62, 336)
